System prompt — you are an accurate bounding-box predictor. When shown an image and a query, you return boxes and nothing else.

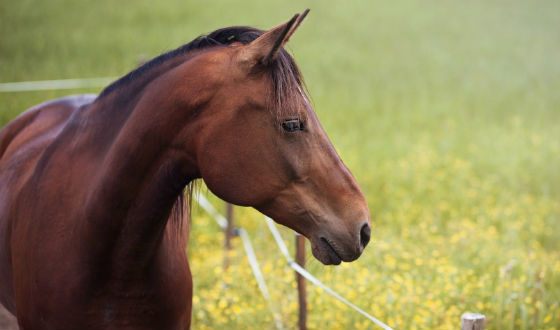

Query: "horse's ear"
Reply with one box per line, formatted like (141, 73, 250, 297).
(239, 9, 310, 66)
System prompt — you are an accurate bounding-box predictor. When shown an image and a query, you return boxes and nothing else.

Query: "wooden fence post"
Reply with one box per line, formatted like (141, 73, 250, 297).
(461, 313, 485, 330)
(295, 234, 307, 330)
(223, 203, 235, 271)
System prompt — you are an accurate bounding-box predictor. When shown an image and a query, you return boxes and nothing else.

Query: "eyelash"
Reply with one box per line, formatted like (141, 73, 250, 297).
(281, 119, 305, 132)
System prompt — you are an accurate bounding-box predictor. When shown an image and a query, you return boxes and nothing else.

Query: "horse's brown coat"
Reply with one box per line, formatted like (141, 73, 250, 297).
(0, 11, 370, 329)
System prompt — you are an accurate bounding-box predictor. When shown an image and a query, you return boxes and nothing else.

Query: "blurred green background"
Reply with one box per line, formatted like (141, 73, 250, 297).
(1, 0, 559, 329)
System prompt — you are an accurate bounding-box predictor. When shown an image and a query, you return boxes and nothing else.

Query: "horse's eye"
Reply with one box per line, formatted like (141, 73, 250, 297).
(281, 119, 304, 132)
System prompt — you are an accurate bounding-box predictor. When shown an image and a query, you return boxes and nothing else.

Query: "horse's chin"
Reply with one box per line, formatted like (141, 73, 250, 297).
(311, 238, 343, 266)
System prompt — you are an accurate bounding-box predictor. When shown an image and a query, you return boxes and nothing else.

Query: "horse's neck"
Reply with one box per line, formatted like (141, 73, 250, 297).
(82, 86, 198, 279)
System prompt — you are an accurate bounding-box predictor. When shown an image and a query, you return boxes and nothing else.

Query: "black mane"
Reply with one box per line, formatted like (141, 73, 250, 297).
(98, 26, 306, 116)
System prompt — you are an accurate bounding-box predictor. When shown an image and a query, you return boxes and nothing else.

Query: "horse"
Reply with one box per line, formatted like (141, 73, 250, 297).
(0, 10, 371, 329)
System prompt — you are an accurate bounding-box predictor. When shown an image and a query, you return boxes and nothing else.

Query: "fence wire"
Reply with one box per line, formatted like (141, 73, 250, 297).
(196, 194, 393, 330)
(195, 194, 284, 330)
(0, 78, 114, 92)
(265, 218, 394, 330)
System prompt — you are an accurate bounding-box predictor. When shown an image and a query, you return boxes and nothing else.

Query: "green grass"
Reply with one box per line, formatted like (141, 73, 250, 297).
(1, 0, 559, 329)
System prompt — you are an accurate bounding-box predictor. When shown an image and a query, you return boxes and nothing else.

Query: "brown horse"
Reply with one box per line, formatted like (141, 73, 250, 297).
(0, 10, 370, 329)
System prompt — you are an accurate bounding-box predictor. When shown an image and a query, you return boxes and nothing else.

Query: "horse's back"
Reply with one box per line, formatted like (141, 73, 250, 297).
(0, 94, 96, 322)
(0, 94, 97, 163)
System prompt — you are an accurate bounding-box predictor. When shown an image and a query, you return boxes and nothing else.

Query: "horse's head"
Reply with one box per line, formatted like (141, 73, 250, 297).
(187, 11, 370, 265)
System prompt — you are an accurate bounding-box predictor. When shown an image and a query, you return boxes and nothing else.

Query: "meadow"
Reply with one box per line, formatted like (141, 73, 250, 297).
(1, 0, 559, 328)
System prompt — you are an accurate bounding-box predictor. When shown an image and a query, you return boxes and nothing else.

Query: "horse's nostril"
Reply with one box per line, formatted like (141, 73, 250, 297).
(360, 223, 371, 249)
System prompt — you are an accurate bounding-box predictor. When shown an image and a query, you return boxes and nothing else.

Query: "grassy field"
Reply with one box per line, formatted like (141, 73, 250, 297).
(1, 0, 559, 329)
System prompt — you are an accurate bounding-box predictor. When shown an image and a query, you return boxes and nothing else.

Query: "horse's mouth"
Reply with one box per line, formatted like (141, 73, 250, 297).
(319, 237, 343, 265)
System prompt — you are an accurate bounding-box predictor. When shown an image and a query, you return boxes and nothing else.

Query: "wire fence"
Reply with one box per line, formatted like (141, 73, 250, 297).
(0, 78, 114, 92)
(195, 195, 284, 330)
(265, 217, 393, 330)
(195, 194, 394, 330)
